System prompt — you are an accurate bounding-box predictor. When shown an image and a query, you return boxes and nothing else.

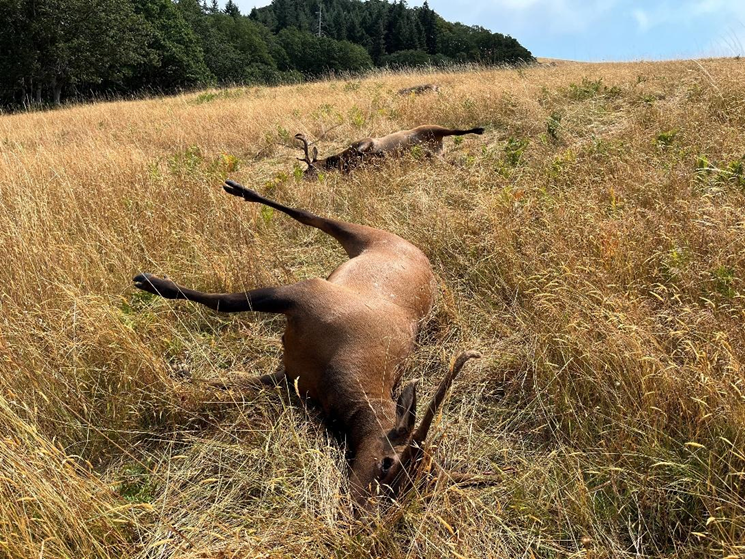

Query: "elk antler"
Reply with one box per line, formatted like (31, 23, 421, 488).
(295, 133, 318, 168)
(413, 350, 481, 445)
(394, 350, 481, 492)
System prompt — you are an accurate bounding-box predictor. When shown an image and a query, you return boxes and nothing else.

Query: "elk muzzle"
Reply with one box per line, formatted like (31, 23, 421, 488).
(350, 351, 481, 511)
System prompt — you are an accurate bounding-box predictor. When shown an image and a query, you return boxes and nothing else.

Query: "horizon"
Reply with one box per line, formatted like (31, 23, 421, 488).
(231, 0, 745, 62)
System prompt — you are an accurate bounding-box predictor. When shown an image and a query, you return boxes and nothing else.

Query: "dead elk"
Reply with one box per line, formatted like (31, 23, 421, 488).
(295, 124, 485, 176)
(398, 84, 439, 95)
(133, 180, 481, 510)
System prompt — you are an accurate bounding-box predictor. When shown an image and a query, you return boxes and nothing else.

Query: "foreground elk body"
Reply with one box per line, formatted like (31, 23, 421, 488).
(297, 124, 485, 175)
(134, 180, 479, 507)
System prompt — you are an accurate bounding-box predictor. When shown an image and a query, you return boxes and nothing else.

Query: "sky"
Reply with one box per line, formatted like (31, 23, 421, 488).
(229, 0, 745, 61)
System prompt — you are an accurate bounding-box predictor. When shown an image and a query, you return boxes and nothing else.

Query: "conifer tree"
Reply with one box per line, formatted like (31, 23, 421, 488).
(418, 1, 438, 54)
(0, 0, 534, 109)
(225, 0, 240, 18)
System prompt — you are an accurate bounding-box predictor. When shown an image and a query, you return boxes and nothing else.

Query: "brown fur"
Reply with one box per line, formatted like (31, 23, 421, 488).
(134, 180, 479, 509)
(297, 124, 485, 175)
(398, 84, 440, 95)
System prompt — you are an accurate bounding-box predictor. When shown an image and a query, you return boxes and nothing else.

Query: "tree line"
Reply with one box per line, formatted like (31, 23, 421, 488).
(0, 0, 534, 109)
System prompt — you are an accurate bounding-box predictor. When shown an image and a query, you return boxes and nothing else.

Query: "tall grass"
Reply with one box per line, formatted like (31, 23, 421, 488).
(1, 59, 743, 557)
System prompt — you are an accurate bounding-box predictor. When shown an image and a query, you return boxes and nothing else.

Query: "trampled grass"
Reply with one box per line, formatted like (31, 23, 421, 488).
(1, 59, 744, 557)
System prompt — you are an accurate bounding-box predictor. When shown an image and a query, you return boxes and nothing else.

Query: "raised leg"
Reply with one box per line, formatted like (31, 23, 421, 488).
(442, 127, 485, 137)
(223, 180, 379, 258)
(133, 273, 294, 314)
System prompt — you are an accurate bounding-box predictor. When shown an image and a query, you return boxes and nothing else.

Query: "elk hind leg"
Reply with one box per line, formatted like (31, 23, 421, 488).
(223, 180, 376, 257)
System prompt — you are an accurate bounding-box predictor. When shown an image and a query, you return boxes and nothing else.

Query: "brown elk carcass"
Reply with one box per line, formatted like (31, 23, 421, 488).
(398, 84, 440, 95)
(296, 125, 485, 175)
(133, 180, 480, 509)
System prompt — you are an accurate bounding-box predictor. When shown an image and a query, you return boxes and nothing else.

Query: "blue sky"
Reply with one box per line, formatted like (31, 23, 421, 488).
(231, 0, 745, 61)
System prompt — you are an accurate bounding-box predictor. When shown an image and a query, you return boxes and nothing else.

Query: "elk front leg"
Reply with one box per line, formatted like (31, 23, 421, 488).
(133, 273, 294, 314)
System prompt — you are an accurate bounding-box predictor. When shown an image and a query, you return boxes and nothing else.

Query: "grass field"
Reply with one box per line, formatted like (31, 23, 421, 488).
(1, 58, 744, 558)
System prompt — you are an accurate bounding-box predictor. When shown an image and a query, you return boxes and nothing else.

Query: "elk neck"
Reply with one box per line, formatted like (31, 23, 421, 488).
(340, 396, 398, 450)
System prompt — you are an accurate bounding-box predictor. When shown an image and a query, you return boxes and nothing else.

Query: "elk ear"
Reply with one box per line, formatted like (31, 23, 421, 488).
(311, 146, 318, 162)
(395, 380, 417, 438)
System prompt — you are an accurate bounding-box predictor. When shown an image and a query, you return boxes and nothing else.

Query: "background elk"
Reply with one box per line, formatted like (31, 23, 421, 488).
(398, 84, 440, 95)
(296, 124, 485, 175)
(133, 179, 480, 509)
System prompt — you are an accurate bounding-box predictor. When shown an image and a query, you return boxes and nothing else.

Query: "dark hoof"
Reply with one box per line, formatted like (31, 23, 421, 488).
(133, 273, 156, 291)
(223, 180, 262, 202)
(133, 273, 180, 299)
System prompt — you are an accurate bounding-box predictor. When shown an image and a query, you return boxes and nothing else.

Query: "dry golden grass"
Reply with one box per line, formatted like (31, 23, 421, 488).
(1, 59, 744, 558)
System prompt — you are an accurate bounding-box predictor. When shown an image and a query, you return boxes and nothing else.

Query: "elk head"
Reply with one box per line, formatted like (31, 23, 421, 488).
(295, 133, 375, 177)
(349, 350, 482, 509)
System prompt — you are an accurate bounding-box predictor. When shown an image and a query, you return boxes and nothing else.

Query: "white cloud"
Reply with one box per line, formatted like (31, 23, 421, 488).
(442, 0, 621, 35)
(625, 0, 745, 56)
(628, 0, 745, 31)
(632, 9, 650, 31)
(448, 0, 745, 36)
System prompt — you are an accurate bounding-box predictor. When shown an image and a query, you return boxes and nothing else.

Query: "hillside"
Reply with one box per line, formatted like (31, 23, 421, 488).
(0, 59, 744, 557)
(0, 0, 532, 108)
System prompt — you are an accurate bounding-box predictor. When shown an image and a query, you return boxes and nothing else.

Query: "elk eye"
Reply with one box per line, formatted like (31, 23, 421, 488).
(381, 457, 394, 476)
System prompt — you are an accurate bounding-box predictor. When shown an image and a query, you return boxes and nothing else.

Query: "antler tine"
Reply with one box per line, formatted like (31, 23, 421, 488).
(412, 350, 481, 445)
(295, 133, 313, 164)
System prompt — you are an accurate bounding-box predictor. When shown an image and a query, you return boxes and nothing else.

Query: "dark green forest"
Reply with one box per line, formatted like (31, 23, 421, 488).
(0, 0, 534, 109)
